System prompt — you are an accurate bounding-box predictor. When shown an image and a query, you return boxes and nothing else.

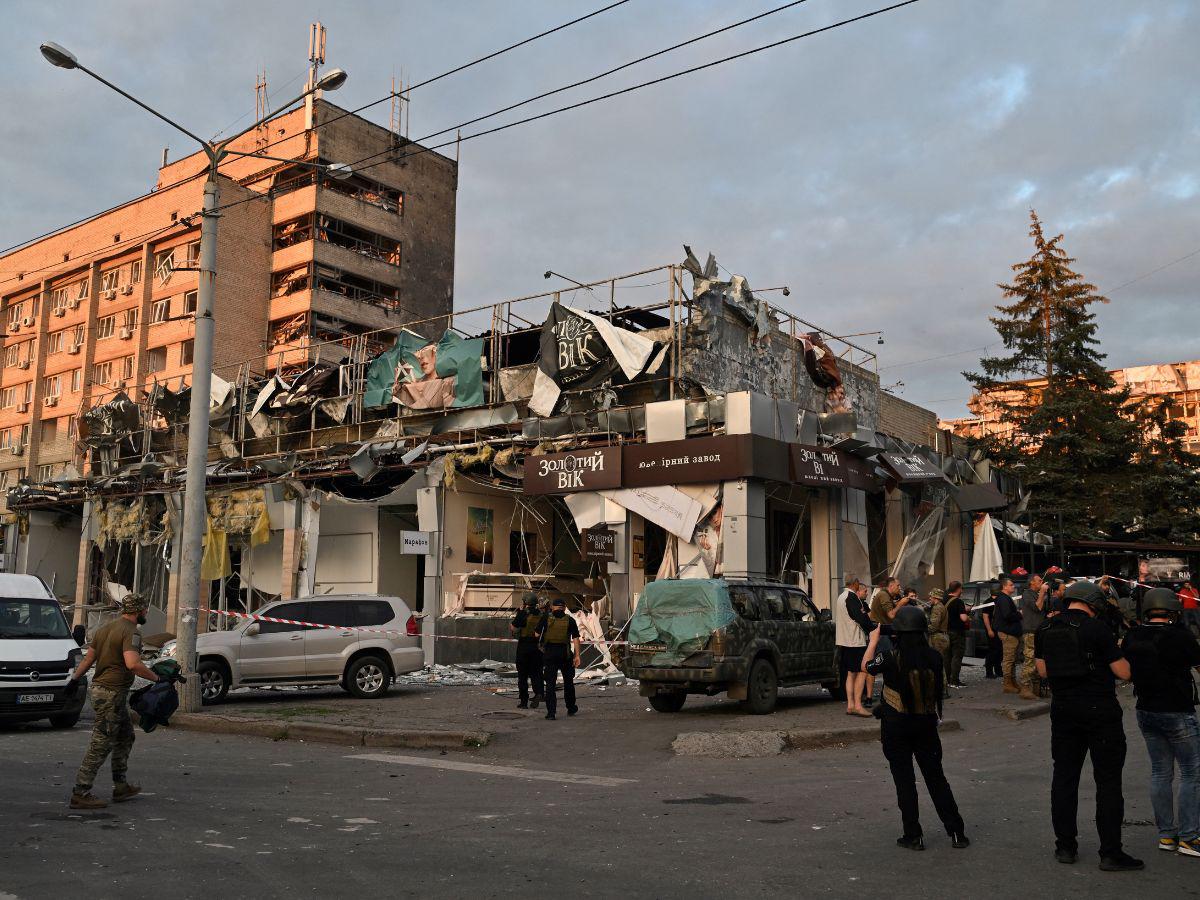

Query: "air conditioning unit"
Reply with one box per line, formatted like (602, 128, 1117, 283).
(67, 345, 81, 355)
(120, 285, 134, 295)
(101, 290, 116, 301)
(15, 402, 28, 413)
(68, 299, 79, 309)
(20, 316, 33, 327)
(8, 322, 20, 333)
(45, 396, 58, 407)
(10, 444, 24, 457)
(119, 327, 133, 340)
(113, 379, 126, 389)
(16, 360, 29, 371)
(52, 308, 65, 318)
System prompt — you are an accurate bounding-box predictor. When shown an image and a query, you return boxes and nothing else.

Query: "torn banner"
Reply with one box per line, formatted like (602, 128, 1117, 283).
(529, 303, 660, 416)
(364, 330, 485, 411)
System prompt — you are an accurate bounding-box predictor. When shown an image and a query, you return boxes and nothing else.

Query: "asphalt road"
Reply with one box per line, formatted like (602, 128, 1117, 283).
(3, 697, 1199, 899)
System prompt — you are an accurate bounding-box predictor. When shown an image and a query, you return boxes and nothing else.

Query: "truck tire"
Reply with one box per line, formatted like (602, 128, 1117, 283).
(198, 659, 230, 705)
(648, 689, 687, 713)
(742, 658, 778, 715)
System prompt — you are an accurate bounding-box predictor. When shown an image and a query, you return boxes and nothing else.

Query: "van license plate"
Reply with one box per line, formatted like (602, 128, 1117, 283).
(17, 694, 53, 704)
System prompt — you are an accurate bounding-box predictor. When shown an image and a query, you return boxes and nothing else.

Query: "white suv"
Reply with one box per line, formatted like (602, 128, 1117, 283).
(161, 594, 423, 705)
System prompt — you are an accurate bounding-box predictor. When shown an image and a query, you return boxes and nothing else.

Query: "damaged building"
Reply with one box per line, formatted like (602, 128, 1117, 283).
(2, 239, 1016, 659)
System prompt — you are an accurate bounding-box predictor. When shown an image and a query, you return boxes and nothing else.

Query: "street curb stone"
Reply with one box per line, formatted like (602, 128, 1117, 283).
(672, 719, 962, 757)
(994, 701, 1051, 721)
(171, 713, 490, 750)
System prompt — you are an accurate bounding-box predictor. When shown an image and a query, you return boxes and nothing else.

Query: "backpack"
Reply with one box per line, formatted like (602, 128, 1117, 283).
(1038, 616, 1094, 679)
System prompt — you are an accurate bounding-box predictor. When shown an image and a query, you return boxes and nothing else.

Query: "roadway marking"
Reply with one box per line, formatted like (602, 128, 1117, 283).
(347, 753, 636, 787)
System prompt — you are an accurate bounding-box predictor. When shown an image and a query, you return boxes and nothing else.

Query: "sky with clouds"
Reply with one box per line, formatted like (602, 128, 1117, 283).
(2, 0, 1197, 418)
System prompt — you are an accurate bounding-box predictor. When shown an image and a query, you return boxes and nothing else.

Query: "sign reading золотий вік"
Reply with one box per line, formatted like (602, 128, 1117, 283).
(581, 527, 617, 562)
(523, 446, 623, 495)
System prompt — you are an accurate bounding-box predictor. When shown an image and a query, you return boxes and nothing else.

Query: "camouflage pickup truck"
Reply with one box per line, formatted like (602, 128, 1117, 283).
(621, 578, 838, 714)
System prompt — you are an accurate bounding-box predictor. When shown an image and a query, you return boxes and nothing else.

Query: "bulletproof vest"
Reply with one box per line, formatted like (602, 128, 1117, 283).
(519, 613, 543, 640)
(1128, 626, 1199, 705)
(542, 613, 572, 645)
(1039, 616, 1093, 679)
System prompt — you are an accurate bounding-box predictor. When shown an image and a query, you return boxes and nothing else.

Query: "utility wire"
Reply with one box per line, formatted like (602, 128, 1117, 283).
(1, 1, 630, 261)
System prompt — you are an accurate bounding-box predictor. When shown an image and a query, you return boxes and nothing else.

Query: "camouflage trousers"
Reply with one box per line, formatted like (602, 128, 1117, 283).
(74, 685, 135, 793)
(1020, 633, 1040, 690)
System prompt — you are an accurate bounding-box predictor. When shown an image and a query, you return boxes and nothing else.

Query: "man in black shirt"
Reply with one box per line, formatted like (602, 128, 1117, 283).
(993, 577, 1023, 694)
(1035, 580, 1142, 872)
(536, 597, 581, 721)
(945, 581, 969, 689)
(510, 593, 545, 709)
(1122, 587, 1200, 857)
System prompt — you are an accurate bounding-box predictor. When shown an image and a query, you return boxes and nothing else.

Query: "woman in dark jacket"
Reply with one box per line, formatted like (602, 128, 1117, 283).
(863, 605, 969, 851)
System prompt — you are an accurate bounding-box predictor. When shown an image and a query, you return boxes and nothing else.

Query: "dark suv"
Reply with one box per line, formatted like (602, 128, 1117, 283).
(621, 578, 838, 715)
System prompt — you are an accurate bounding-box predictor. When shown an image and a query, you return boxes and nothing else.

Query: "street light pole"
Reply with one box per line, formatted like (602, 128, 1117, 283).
(40, 41, 348, 711)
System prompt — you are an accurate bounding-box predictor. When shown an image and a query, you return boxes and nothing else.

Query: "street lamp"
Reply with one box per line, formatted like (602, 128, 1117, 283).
(41, 41, 347, 711)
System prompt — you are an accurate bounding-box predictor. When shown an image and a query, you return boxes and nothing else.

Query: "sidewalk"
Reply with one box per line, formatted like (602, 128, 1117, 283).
(170, 659, 1051, 760)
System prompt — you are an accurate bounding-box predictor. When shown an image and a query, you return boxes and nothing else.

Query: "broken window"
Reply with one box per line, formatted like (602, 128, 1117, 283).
(151, 298, 170, 323)
(70, 325, 85, 351)
(154, 248, 175, 284)
(186, 240, 201, 267)
(100, 268, 120, 298)
(180, 340, 194, 366)
(146, 346, 167, 373)
(312, 264, 402, 310)
(128, 259, 142, 285)
(183, 290, 198, 314)
(271, 266, 310, 298)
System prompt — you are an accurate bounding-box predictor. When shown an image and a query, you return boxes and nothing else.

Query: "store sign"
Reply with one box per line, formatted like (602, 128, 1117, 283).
(623, 435, 789, 488)
(524, 446, 622, 495)
(400, 531, 431, 554)
(879, 452, 944, 483)
(581, 527, 617, 562)
(789, 444, 878, 490)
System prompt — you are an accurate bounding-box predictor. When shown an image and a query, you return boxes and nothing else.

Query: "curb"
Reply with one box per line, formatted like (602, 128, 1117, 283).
(994, 701, 1051, 721)
(171, 713, 490, 750)
(672, 719, 961, 757)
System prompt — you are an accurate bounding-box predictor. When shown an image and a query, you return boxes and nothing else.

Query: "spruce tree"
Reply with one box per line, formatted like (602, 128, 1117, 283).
(965, 210, 1141, 539)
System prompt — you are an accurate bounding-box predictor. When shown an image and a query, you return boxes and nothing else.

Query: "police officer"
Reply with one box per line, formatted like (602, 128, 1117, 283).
(862, 605, 968, 851)
(64, 594, 161, 810)
(510, 593, 545, 709)
(536, 597, 581, 721)
(1034, 580, 1143, 871)
(1122, 587, 1200, 857)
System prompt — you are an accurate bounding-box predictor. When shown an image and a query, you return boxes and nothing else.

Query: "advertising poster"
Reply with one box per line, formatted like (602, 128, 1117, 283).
(466, 506, 494, 564)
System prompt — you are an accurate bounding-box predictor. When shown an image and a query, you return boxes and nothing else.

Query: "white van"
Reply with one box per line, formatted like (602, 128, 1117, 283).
(0, 574, 87, 728)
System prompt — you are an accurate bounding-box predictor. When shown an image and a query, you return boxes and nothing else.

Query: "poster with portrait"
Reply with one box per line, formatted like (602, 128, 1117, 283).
(466, 507, 494, 564)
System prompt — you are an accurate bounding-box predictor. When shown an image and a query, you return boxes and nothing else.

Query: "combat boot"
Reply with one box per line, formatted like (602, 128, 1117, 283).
(1002, 676, 1020, 694)
(69, 791, 108, 810)
(1018, 684, 1039, 701)
(112, 782, 141, 803)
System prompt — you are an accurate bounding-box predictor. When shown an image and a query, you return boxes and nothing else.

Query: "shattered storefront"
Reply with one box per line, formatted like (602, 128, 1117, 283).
(5, 250, 1010, 663)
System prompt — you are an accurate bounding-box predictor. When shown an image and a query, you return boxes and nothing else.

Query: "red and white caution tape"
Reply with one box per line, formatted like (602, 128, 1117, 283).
(187, 606, 628, 645)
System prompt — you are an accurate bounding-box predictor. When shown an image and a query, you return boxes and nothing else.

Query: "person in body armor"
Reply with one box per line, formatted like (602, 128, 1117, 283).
(1121, 587, 1200, 857)
(510, 593, 546, 709)
(862, 605, 969, 851)
(536, 597, 581, 720)
(1034, 580, 1143, 871)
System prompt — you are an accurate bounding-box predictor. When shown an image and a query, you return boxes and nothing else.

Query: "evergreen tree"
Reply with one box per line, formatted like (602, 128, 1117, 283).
(965, 211, 1141, 539)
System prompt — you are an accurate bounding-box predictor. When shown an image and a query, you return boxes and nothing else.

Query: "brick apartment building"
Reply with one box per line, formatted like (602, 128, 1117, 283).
(940, 359, 1200, 453)
(0, 99, 457, 503)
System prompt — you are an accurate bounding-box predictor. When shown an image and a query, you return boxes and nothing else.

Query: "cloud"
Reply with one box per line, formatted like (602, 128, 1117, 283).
(2, 0, 1199, 421)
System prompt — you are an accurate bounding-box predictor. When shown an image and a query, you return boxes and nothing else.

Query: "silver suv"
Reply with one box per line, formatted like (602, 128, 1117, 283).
(161, 594, 423, 704)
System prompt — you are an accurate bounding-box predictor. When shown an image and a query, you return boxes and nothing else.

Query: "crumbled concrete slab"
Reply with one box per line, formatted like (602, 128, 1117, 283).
(994, 702, 1050, 721)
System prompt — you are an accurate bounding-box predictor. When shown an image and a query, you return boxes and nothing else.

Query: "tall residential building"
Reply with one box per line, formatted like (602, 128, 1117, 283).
(940, 359, 1200, 453)
(0, 99, 457, 502)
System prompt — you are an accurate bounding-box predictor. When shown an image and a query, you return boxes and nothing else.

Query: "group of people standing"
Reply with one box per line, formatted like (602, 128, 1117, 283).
(835, 570, 1200, 872)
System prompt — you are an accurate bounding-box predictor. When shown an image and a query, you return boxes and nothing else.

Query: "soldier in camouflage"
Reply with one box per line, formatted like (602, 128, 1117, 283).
(926, 588, 951, 697)
(64, 594, 161, 810)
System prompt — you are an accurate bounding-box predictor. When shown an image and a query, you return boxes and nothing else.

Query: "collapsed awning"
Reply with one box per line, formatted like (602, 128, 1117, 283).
(879, 452, 945, 484)
(953, 481, 1009, 513)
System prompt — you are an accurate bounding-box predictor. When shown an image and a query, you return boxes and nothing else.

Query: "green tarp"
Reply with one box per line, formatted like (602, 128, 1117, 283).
(363, 330, 485, 410)
(628, 578, 737, 665)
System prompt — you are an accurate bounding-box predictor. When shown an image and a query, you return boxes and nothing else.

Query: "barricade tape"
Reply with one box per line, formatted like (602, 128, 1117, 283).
(186, 607, 630, 646)
(1105, 574, 1193, 601)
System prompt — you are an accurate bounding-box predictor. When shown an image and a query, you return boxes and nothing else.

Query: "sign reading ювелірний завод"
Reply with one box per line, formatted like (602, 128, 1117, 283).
(523, 446, 623, 495)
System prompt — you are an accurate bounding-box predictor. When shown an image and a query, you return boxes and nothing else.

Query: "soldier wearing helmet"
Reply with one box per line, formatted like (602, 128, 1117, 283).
(1121, 586, 1200, 858)
(510, 593, 546, 710)
(1034, 580, 1141, 871)
(64, 593, 161, 810)
(862, 603, 968, 852)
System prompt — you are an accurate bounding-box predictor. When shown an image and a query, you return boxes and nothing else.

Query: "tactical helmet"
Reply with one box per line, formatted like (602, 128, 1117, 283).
(1142, 587, 1182, 615)
(928, 588, 945, 601)
(119, 593, 148, 615)
(521, 592, 539, 608)
(549, 596, 566, 607)
(892, 605, 928, 633)
(1062, 580, 1106, 613)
